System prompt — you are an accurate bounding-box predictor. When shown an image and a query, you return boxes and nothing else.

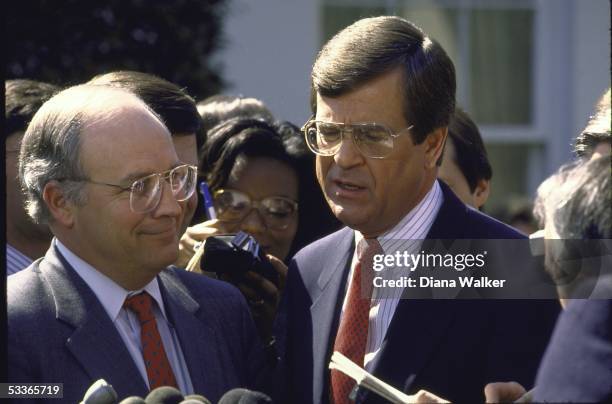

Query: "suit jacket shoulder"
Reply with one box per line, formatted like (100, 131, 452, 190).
(428, 182, 526, 240)
(534, 283, 612, 402)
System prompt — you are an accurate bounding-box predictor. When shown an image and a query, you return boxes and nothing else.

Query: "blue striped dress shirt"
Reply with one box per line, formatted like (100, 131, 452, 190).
(341, 180, 444, 371)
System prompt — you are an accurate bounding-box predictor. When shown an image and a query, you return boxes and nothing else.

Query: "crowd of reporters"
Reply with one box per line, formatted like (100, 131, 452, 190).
(6, 15, 611, 404)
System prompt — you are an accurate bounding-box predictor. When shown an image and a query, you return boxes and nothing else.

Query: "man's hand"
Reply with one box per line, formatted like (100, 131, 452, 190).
(176, 219, 227, 270)
(484, 381, 529, 403)
(220, 254, 288, 342)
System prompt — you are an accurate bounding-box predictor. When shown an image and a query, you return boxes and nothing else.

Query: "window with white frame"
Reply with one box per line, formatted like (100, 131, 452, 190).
(320, 0, 545, 214)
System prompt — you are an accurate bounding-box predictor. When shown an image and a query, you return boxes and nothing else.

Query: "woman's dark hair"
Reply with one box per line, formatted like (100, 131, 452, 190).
(197, 94, 275, 135)
(196, 118, 340, 259)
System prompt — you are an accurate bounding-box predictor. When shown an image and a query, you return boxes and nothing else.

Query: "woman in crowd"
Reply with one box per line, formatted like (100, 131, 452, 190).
(176, 117, 338, 341)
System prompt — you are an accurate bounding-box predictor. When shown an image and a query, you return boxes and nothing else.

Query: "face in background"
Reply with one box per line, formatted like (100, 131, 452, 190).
(438, 138, 490, 209)
(53, 104, 184, 289)
(315, 68, 445, 238)
(172, 132, 198, 234)
(220, 156, 299, 261)
(6, 131, 53, 244)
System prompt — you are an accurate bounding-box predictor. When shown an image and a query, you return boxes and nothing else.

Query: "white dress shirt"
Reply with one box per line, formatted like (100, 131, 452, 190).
(55, 240, 194, 394)
(341, 180, 444, 371)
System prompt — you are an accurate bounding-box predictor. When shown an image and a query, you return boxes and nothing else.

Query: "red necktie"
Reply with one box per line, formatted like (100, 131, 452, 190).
(124, 292, 178, 389)
(330, 238, 383, 404)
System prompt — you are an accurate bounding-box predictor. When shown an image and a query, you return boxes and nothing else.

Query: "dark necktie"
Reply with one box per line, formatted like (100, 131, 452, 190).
(330, 238, 383, 404)
(124, 292, 178, 389)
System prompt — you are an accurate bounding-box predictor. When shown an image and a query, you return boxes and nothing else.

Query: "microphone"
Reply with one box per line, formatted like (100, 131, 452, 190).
(182, 394, 211, 404)
(80, 379, 118, 404)
(144, 386, 184, 403)
(119, 397, 146, 404)
(217, 388, 273, 404)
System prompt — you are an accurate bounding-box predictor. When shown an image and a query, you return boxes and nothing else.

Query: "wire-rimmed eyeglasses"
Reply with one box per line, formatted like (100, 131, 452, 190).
(302, 117, 414, 159)
(62, 164, 197, 213)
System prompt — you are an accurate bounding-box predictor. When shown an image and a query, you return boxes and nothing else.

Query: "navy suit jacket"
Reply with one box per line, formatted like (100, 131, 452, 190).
(276, 182, 560, 403)
(7, 241, 266, 403)
(534, 285, 612, 402)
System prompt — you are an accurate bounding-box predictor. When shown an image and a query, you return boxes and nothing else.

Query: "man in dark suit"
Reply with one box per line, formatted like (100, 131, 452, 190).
(8, 84, 264, 403)
(276, 16, 559, 403)
(486, 154, 612, 403)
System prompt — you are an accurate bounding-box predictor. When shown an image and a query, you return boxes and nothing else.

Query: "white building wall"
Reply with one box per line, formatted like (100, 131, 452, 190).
(571, 0, 610, 143)
(220, 0, 320, 125)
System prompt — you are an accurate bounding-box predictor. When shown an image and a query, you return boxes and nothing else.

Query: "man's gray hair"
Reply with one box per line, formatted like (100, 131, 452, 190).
(534, 156, 611, 291)
(534, 156, 610, 240)
(574, 88, 611, 157)
(19, 84, 161, 224)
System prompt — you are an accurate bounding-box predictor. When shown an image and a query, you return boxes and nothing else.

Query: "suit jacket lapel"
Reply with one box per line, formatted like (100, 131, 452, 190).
(41, 242, 147, 398)
(311, 227, 354, 404)
(158, 270, 219, 396)
(362, 301, 458, 403)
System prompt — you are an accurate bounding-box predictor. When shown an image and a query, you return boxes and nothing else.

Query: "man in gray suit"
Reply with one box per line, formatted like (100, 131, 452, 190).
(8, 84, 264, 402)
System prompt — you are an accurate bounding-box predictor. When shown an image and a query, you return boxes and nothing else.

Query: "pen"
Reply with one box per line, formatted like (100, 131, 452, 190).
(185, 181, 216, 272)
(199, 181, 217, 220)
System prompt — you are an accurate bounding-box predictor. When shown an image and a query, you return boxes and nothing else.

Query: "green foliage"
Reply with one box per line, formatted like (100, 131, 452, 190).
(6, 0, 228, 99)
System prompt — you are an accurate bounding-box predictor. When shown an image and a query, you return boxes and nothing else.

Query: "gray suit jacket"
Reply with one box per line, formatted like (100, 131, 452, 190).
(8, 241, 266, 403)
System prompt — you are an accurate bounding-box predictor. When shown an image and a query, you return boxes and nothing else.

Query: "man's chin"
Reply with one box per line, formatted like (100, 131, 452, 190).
(154, 250, 180, 270)
(332, 204, 370, 229)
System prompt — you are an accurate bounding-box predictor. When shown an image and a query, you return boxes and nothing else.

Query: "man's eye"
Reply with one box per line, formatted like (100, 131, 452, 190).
(318, 124, 341, 138)
(132, 180, 146, 195)
(359, 128, 387, 142)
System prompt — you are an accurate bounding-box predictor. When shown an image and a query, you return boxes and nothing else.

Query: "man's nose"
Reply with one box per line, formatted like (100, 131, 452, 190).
(334, 132, 364, 168)
(152, 180, 182, 219)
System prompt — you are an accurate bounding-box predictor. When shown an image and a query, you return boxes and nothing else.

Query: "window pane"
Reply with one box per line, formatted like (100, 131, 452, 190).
(321, 5, 386, 45)
(399, 7, 460, 72)
(485, 142, 542, 213)
(469, 9, 533, 124)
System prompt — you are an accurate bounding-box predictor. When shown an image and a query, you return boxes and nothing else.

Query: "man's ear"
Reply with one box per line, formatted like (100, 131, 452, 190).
(425, 127, 448, 169)
(473, 179, 491, 209)
(42, 181, 77, 228)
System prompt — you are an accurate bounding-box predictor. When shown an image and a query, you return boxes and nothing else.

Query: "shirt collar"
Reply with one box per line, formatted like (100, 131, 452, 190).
(55, 239, 168, 322)
(354, 180, 444, 251)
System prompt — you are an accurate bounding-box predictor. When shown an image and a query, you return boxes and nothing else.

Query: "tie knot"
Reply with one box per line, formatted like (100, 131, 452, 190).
(356, 238, 383, 263)
(124, 292, 155, 323)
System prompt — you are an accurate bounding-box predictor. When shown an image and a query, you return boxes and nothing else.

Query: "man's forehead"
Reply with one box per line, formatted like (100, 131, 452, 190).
(79, 102, 177, 178)
(84, 100, 165, 132)
(171, 133, 198, 166)
(314, 68, 406, 124)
